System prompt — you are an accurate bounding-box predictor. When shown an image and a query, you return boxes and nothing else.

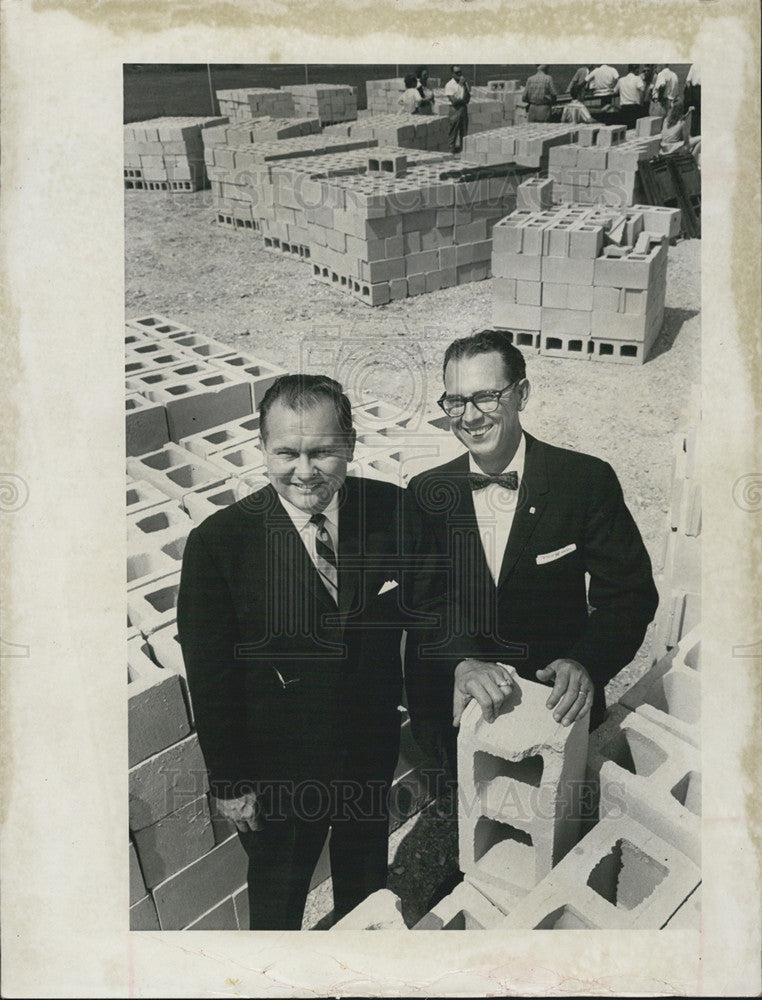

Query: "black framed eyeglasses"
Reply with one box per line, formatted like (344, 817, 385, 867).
(437, 380, 520, 418)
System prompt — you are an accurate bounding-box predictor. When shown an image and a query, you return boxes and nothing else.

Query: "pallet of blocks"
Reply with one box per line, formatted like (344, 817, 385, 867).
(282, 84, 357, 125)
(325, 113, 453, 152)
(261, 148, 455, 259)
(470, 85, 521, 125)
(215, 87, 295, 122)
(365, 77, 441, 115)
(547, 123, 662, 206)
(305, 157, 537, 305)
(202, 131, 379, 233)
(430, 92, 507, 133)
(491, 199, 681, 364)
(462, 123, 581, 168)
(124, 116, 229, 191)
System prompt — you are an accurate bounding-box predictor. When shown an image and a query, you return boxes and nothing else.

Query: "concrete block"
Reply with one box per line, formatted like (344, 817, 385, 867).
(592, 285, 621, 312)
(492, 301, 542, 331)
(516, 280, 542, 306)
(598, 713, 701, 864)
(145, 371, 254, 443)
(126, 478, 173, 516)
(629, 204, 681, 239)
(569, 224, 604, 259)
(542, 256, 595, 286)
(130, 894, 160, 931)
(180, 416, 260, 461)
(457, 676, 589, 913)
(133, 794, 216, 889)
(125, 395, 171, 458)
(182, 478, 250, 524)
(635, 116, 664, 137)
(127, 572, 181, 638)
(127, 444, 228, 501)
(540, 331, 592, 360)
(651, 589, 701, 665)
(591, 309, 660, 343)
(542, 282, 567, 309)
(621, 650, 700, 749)
(493, 252, 542, 282)
(566, 284, 594, 311)
(501, 816, 700, 929)
(126, 361, 214, 397)
(126, 313, 195, 337)
(207, 355, 283, 408)
(128, 635, 190, 766)
(151, 833, 248, 930)
(126, 543, 178, 591)
(129, 733, 209, 832)
(541, 308, 592, 337)
(128, 500, 192, 544)
(595, 124, 626, 147)
(185, 895, 239, 930)
(593, 242, 667, 290)
(589, 334, 657, 365)
(130, 839, 147, 905)
(207, 440, 265, 477)
(331, 889, 407, 929)
(492, 277, 517, 304)
(413, 880, 505, 929)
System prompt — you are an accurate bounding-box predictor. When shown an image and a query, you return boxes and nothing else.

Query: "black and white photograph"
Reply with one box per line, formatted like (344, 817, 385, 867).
(2, 3, 760, 997)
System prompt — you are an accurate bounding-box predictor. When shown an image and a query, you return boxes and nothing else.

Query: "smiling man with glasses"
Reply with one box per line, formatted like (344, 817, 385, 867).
(404, 329, 658, 792)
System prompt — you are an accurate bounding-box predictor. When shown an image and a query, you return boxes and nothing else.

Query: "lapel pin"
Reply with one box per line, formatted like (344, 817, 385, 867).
(529, 506, 536, 515)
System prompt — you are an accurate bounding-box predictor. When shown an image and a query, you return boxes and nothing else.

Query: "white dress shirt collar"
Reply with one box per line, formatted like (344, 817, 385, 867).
(276, 491, 340, 534)
(468, 431, 526, 480)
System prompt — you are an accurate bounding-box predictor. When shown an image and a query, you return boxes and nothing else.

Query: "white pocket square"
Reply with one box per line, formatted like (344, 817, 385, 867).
(536, 543, 577, 565)
(378, 579, 399, 595)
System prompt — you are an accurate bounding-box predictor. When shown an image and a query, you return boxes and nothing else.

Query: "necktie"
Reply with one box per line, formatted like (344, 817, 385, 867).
(467, 471, 519, 492)
(309, 512, 338, 604)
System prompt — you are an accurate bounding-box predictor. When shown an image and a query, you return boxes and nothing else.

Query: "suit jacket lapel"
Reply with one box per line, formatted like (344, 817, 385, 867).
(496, 433, 549, 588)
(336, 479, 361, 622)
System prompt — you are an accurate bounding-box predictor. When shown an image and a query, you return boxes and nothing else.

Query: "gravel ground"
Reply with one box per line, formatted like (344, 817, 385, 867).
(125, 187, 701, 928)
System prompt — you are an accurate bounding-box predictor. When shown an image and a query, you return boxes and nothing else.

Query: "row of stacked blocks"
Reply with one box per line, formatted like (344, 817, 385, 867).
(491, 197, 681, 364)
(217, 84, 358, 126)
(124, 116, 228, 191)
(126, 314, 463, 930)
(547, 118, 665, 206)
(332, 401, 702, 930)
(365, 76, 522, 126)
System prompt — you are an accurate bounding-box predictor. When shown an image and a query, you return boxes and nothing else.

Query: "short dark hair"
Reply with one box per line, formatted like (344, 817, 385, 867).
(451, 65, 462, 75)
(416, 66, 428, 79)
(628, 63, 639, 75)
(403, 73, 418, 89)
(442, 329, 527, 384)
(259, 374, 353, 443)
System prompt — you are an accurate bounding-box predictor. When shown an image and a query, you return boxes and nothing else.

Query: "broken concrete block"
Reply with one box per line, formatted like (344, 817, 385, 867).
(331, 889, 407, 929)
(412, 879, 505, 929)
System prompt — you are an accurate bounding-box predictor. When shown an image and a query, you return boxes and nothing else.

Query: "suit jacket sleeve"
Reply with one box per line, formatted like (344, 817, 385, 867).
(566, 460, 659, 686)
(177, 525, 252, 799)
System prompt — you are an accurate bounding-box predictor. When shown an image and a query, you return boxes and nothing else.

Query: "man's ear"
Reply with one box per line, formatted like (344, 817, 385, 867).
(346, 428, 357, 461)
(518, 379, 531, 411)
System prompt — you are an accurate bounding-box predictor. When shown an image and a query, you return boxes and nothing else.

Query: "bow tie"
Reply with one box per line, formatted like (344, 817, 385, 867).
(468, 471, 519, 491)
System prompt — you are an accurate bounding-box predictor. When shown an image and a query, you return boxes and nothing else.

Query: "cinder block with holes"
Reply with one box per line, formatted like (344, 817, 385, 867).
(126, 315, 195, 338)
(331, 889, 407, 929)
(540, 331, 592, 361)
(127, 443, 229, 501)
(128, 635, 190, 767)
(413, 879, 505, 929)
(500, 816, 700, 929)
(458, 677, 589, 914)
(620, 640, 701, 749)
(598, 712, 701, 864)
(127, 571, 182, 637)
(126, 477, 173, 515)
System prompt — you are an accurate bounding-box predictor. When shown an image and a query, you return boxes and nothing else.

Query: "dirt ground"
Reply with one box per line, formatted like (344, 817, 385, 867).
(125, 186, 701, 927)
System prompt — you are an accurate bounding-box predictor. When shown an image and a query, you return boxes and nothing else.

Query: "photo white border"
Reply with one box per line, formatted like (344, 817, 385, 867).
(2, 2, 760, 996)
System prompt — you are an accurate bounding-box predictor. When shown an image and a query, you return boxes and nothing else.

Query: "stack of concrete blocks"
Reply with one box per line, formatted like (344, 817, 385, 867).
(365, 77, 442, 115)
(429, 92, 506, 134)
(455, 678, 589, 915)
(206, 116, 322, 147)
(462, 123, 581, 169)
(491, 202, 676, 364)
(307, 159, 530, 306)
(124, 117, 228, 192)
(202, 131, 378, 233)
(216, 87, 295, 122)
(260, 148, 452, 259)
(547, 124, 663, 207)
(282, 84, 357, 125)
(330, 114, 453, 153)
(473, 82, 521, 125)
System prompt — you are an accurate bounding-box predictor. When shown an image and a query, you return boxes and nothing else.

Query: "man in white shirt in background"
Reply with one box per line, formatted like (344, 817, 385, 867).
(585, 63, 620, 95)
(444, 65, 470, 154)
(650, 63, 679, 117)
(614, 64, 646, 128)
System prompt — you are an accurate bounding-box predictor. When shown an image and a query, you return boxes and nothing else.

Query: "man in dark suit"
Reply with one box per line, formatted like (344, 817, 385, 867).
(405, 329, 659, 779)
(177, 375, 433, 930)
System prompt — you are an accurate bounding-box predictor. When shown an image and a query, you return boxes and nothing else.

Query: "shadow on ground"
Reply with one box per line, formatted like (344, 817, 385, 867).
(648, 307, 700, 361)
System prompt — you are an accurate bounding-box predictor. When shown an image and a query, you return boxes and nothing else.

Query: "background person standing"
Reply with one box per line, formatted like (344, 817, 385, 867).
(522, 64, 557, 122)
(444, 65, 471, 153)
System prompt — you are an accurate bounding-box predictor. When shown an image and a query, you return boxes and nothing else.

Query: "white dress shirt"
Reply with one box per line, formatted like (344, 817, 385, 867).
(444, 77, 467, 102)
(469, 433, 526, 585)
(277, 492, 340, 574)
